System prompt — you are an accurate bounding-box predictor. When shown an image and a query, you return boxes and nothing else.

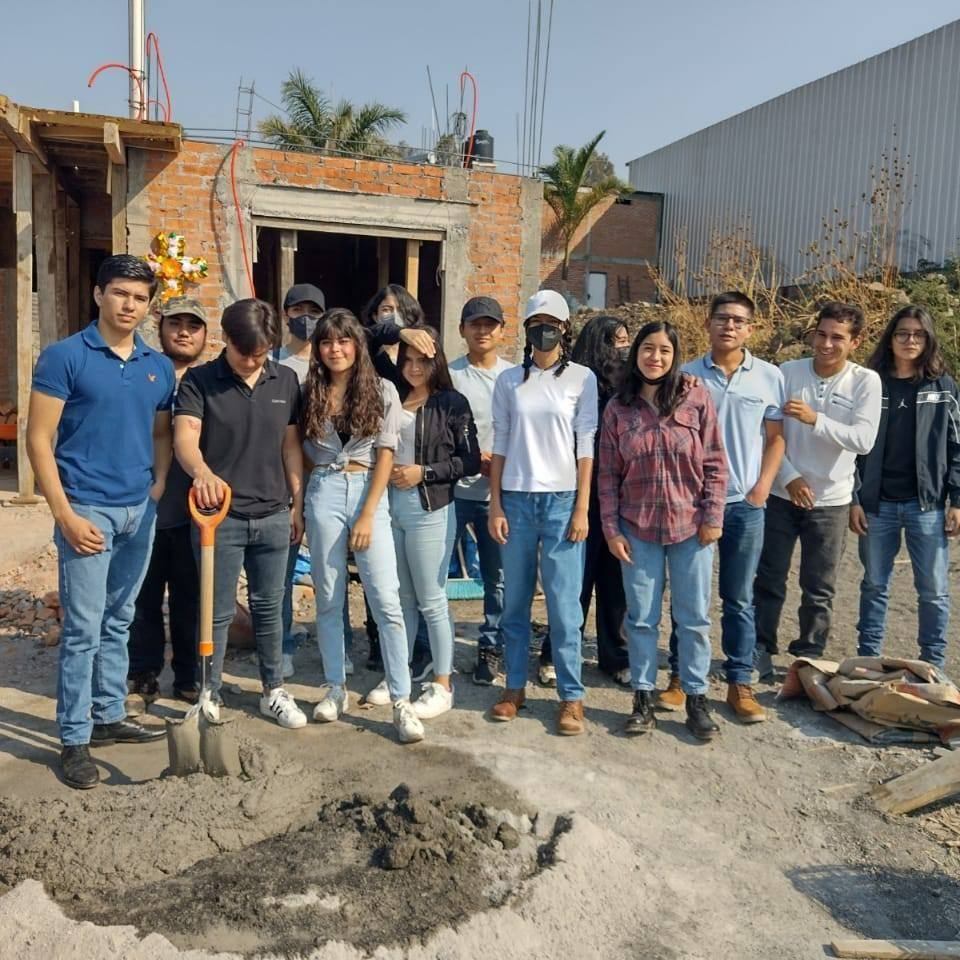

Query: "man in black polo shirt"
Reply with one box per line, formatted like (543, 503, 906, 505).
(174, 298, 307, 728)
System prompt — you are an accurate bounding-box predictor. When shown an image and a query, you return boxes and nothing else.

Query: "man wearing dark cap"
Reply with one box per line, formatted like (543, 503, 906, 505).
(128, 297, 208, 704)
(449, 297, 516, 684)
(278, 283, 325, 384)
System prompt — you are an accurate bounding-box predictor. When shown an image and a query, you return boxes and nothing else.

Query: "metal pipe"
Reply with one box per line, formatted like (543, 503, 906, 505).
(128, 0, 145, 118)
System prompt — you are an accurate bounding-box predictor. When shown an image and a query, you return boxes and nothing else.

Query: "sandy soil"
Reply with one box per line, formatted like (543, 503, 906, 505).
(1, 526, 960, 959)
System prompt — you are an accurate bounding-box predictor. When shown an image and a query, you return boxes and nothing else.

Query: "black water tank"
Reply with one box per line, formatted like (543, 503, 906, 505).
(464, 129, 494, 165)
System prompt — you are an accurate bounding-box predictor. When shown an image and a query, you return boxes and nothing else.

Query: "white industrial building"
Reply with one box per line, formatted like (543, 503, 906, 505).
(627, 19, 960, 291)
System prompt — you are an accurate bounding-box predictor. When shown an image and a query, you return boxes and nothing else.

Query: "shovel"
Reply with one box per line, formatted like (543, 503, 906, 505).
(166, 484, 241, 778)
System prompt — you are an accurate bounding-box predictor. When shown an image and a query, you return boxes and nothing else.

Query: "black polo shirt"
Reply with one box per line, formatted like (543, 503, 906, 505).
(175, 352, 300, 519)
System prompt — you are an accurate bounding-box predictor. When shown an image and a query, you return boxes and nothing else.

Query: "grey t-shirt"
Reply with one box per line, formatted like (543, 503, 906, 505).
(449, 354, 515, 501)
(277, 345, 310, 385)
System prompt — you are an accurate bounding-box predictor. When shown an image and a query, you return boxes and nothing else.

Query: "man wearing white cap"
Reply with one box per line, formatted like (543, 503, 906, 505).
(488, 290, 598, 736)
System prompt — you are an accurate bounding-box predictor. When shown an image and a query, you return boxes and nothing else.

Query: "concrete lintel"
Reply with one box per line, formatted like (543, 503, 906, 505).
(517, 177, 544, 360)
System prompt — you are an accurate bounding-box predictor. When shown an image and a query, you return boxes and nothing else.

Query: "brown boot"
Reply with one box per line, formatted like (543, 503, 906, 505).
(557, 700, 584, 736)
(655, 674, 685, 711)
(491, 689, 526, 722)
(727, 683, 767, 723)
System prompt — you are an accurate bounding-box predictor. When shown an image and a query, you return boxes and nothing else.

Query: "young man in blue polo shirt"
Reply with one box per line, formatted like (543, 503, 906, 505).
(660, 291, 785, 722)
(28, 254, 175, 790)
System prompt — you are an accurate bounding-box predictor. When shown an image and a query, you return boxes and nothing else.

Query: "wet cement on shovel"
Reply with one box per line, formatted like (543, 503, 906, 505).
(0, 736, 550, 956)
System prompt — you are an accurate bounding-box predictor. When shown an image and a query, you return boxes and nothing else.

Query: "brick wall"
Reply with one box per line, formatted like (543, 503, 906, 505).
(539, 193, 662, 308)
(132, 144, 531, 353)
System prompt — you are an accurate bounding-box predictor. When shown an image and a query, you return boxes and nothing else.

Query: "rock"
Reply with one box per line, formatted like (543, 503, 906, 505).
(41, 626, 61, 646)
(42, 591, 60, 608)
(381, 837, 420, 870)
(37, 607, 57, 621)
(496, 823, 520, 850)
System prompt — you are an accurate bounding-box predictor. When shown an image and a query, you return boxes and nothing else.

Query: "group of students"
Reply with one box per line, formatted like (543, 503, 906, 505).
(28, 253, 960, 790)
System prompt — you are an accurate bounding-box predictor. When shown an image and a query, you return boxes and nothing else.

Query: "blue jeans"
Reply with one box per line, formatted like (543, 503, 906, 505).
(500, 491, 585, 701)
(856, 499, 950, 667)
(194, 510, 289, 697)
(55, 497, 157, 746)
(668, 499, 764, 683)
(455, 497, 504, 649)
(621, 530, 714, 695)
(306, 469, 410, 699)
(390, 488, 457, 676)
(281, 542, 352, 657)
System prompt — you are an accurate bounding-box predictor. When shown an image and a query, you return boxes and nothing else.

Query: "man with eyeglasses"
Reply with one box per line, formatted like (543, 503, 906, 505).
(658, 291, 785, 722)
(753, 301, 882, 674)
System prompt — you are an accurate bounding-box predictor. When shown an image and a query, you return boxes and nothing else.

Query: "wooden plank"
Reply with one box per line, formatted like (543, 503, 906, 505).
(0, 97, 49, 169)
(377, 236, 389, 289)
(278, 229, 296, 318)
(103, 121, 125, 165)
(33, 173, 58, 348)
(405, 238, 420, 299)
(65, 199, 80, 333)
(832, 939, 960, 959)
(110, 162, 127, 253)
(53, 188, 68, 339)
(872, 750, 960, 815)
(12, 152, 38, 502)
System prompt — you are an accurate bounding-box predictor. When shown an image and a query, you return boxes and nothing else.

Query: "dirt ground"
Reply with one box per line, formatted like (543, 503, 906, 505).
(2, 521, 960, 959)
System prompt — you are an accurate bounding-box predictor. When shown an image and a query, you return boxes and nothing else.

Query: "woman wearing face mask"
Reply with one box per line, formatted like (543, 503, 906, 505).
(488, 290, 599, 737)
(363, 284, 427, 382)
(568, 315, 632, 685)
(384, 327, 480, 720)
(599, 321, 727, 742)
(301, 309, 424, 744)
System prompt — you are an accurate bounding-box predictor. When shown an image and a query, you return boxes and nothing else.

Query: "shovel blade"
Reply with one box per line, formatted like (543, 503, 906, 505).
(165, 705, 202, 777)
(199, 716, 242, 778)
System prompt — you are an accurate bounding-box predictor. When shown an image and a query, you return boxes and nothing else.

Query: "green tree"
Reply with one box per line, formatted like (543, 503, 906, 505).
(583, 150, 616, 187)
(539, 131, 631, 279)
(259, 69, 407, 159)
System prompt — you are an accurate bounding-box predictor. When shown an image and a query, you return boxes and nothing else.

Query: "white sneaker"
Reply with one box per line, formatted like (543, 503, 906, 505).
(282, 654, 295, 679)
(393, 699, 425, 743)
(365, 678, 391, 706)
(538, 662, 557, 687)
(313, 685, 349, 723)
(413, 681, 454, 719)
(260, 687, 307, 729)
(345, 655, 355, 676)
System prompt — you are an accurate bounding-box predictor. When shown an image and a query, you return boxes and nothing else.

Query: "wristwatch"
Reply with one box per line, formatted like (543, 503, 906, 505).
(423, 466, 437, 483)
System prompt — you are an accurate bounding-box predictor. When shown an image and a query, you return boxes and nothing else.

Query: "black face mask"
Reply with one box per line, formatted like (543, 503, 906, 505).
(639, 371, 668, 385)
(617, 346, 631, 363)
(288, 315, 321, 343)
(526, 322, 563, 353)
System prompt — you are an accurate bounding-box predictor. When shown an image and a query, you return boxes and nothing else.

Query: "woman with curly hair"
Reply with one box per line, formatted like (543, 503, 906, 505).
(488, 290, 599, 736)
(301, 308, 424, 744)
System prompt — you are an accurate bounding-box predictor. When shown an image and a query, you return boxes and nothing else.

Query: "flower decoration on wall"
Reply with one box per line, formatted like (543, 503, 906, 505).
(146, 232, 209, 300)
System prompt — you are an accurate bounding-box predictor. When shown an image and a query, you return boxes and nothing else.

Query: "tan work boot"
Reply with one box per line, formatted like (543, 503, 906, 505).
(727, 683, 767, 723)
(656, 674, 685, 711)
(491, 689, 526, 722)
(557, 700, 585, 736)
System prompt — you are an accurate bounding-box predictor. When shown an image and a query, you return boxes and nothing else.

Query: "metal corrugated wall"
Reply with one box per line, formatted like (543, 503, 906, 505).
(628, 20, 960, 292)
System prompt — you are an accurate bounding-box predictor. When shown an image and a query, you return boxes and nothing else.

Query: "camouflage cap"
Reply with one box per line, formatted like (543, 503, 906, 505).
(159, 297, 207, 324)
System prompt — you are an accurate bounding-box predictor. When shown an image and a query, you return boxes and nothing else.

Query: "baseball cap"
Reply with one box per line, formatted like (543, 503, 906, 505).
(460, 296, 504, 325)
(283, 283, 326, 312)
(524, 289, 570, 324)
(159, 297, 207, 324)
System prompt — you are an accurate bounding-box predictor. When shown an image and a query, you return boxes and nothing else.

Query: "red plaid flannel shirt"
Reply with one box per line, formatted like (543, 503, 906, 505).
(599, 378, 728, 545)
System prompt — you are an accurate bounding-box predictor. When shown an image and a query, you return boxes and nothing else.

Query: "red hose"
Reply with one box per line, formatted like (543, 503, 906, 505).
(146, 99, 169, 123)
(229, 140, 256, 298)
(459, 70, 478, 168)
(87, 63, 145, 119)
(145, 33, 172, 122)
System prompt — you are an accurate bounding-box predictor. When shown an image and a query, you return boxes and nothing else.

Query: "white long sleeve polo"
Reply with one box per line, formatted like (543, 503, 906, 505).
(492, 360, 598, 493)
(774, 358, 882, 507)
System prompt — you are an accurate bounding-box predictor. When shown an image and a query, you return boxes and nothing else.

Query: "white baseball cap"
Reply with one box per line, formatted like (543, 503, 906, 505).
(524, 289, 570, 324)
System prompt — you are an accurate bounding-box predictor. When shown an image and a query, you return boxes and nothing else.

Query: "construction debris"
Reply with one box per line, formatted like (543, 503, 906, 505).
(831, 939, 960, 959)
(873, 750, 960, 816)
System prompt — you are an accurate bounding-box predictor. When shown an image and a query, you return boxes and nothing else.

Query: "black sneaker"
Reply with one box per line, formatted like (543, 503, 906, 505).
(410, 650, 434, 683)
(685, 694, 719, 741)
(173, 684, 200, 704)
(472, 647, 503, 686)
(624, 691, 656, 736)
(366, 637, 383, 671)
(61, 745, 99, 789)
(127, 672, 160, 703)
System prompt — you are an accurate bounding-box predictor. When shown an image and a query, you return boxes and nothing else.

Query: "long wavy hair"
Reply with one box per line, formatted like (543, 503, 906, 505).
(396, 326, 453, 399)
(362, 284, 426, 328)
(866, 304, 946, 382)
(618, 320, 688, 417)
(571, 314, 628, 397)
(302, 309, 384, 441)
(521, 321, 573, 383)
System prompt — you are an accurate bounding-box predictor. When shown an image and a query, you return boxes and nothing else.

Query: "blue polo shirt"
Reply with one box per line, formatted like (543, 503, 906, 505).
(683, 349, 785, 503)
(32, 321, 176, 506)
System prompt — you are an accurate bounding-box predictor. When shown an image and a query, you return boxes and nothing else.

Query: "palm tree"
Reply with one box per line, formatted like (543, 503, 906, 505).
(539, 131, 631, 279)
(259, 69, 407, 159)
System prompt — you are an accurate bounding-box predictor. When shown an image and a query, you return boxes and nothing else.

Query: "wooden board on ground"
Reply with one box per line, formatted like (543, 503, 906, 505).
(872, 750, 960, 815)
(831, 940, 960, 959)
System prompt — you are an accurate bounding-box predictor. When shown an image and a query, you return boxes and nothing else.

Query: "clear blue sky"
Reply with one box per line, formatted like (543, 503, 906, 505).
(1, 1, 957, 172)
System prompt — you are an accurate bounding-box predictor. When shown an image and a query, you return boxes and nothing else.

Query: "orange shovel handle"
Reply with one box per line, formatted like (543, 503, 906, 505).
(189, 485, 231, 658)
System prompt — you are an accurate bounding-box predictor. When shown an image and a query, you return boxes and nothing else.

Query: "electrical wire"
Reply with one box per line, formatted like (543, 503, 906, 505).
(145, 32, 172, 122)
(228, 140, 256, 297)
(536, 0, 555, 171)
(87, 63, 145, 119)
(459, 70, 478, 167)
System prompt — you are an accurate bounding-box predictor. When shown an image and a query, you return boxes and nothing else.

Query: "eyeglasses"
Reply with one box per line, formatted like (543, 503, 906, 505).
(893, 331, 927, 343)
(710, 315, 751, 329)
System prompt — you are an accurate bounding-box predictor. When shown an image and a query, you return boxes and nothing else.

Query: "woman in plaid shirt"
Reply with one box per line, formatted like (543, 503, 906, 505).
(599, 321, 728, 741)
